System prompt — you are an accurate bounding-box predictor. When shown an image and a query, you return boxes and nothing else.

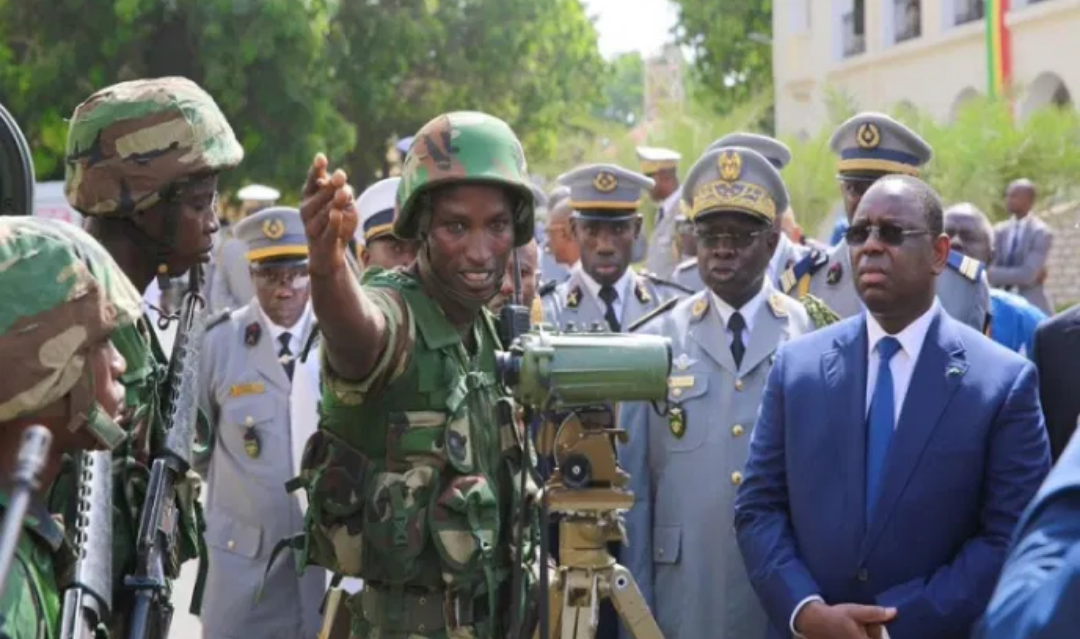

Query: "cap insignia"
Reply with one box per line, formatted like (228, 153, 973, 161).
(718, 150, 742, 182)
(856, 123, 881, 150)
(262, 218, 286, 240)
(593, 171, 619, 193)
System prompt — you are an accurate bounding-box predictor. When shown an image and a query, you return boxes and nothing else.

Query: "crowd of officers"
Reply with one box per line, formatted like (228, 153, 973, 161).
(0, 73, 1077, 639)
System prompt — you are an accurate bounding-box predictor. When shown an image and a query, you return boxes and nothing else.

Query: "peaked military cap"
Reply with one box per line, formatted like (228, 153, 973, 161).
(706, 133, 792, 170)
(830, 111, 932, 179)
(233, 206, 308, 264)
(556, 163, 654, 222)
(683, 146, 788, 224)
(636, 146, 681, 175)
(237, 184, 280, 203)
(356, 177, 400, 246)
(547, 184, 571, 209)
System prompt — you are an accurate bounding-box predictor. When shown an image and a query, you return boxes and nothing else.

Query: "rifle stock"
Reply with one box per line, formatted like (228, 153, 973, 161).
(124, 266, 207, 639)
(59, 450, 114, 638)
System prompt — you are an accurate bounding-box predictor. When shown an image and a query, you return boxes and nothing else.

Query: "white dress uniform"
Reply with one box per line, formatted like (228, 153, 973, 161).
(195, 207, 327, 639)
(638, 146, 683, 279)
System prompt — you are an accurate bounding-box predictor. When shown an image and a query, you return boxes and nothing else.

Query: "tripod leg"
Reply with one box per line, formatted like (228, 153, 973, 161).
(608, 564, 664, 639)
(533, 567, 565, 639)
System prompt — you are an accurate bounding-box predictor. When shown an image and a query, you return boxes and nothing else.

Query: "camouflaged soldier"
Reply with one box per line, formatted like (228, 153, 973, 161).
(56, 76, 244, 628)
(0, 216, 141, 636)
(781, 112, 990, 332)
(290, 112, 543, 638)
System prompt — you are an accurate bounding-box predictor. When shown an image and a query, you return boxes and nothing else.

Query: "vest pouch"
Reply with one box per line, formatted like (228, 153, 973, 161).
(364, 465, 439, 583)
(430, 474, 500, 582)
(298, 430, 371, 575)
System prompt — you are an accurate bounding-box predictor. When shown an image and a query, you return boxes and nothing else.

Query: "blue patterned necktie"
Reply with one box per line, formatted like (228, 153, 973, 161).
(866, 336, 901, 523)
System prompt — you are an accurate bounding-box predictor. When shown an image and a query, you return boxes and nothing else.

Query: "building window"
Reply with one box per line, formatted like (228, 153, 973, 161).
(842, 0, 866, 58)
(952, 0, 985, 26)
(894, 0, 922, 43)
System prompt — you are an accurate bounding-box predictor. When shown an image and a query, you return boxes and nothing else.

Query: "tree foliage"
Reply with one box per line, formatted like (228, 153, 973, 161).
(596, 52, 644, 127)
(669, 0, 772, 114)
(0, 0, 605, 198)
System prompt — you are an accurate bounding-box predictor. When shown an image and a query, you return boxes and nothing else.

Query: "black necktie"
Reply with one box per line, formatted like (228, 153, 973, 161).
(278, 332, 295, 381)
(729, 311, 746, 369)
(598, 285, 621, 332)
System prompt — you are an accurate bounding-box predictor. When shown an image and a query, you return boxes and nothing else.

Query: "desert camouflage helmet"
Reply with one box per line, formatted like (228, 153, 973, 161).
(64, 76, 244, 217)
(0, 217, 141, 449)
(395, 111, 535, 247)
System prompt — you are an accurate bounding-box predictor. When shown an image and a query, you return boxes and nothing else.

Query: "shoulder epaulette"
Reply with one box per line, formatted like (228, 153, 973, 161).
(780, 249, 828, 295)
(640, 270, 693, 295)
(674, 257, 696, 272)
(946, 250, 985, 282)
(628, 296, 681, 332)
(538, 279, 559, 298)
(205, 308, 233, 331)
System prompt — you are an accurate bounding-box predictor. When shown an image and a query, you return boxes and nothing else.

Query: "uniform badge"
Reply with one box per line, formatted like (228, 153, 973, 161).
(672, 353, 697, 371)
(718, 150, 742, 182)
(826, 262, 843, 286)
(767, 293, 788, 318)
(668, 407, 687, 439)
(635, 282, 651, 304)
(244, 322, 261, 346)
(690, 296, 709, 321)
(593, 171, 619, 193)
(566, 286, 581, 309)
(243, 426, 261, 459)
(262, 217, 286, 240)
(229, 382, 266, 398)
(856, 122, 882, 149)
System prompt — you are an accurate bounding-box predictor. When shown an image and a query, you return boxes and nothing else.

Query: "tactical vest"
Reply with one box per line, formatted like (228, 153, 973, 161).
(292, 270, 539, 633)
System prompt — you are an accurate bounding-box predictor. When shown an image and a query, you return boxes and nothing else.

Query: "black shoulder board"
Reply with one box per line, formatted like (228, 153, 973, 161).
(641, 271, 693, 295)
(628, 296, 681, 332)
(538, 279, 559, 297)
(205, 308, 232, 331)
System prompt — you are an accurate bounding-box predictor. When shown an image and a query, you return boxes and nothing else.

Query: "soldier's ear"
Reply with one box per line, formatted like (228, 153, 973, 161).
(632, 216, 643, 238)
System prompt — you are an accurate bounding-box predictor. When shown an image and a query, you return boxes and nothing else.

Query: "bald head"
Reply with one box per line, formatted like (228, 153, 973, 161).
(1006, 178, 1037, 218)
(943, 202, 994, 264)
(858, 174, 944, 237)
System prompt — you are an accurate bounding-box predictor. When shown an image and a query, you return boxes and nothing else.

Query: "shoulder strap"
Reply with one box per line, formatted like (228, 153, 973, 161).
(205, 308, 233, 331)
(780, 248, 829, 295)
(538, 279, 558, 298)
(640, 270, 693, 295)
(946, 249, 985, 281)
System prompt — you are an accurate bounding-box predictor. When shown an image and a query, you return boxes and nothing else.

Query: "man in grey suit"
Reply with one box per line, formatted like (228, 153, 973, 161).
(195, 207, 326, 639)
(542, 163, 689, 333)
(781, 112, 991, 332)
(990, 179, 1055, 314)
(639, 146, 684, 278)
(618, 145, 814, 639)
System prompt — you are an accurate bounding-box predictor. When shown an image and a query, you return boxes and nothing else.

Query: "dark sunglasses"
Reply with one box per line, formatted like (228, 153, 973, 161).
(845, 222, 931, 246)
(693, 229, 767, 249)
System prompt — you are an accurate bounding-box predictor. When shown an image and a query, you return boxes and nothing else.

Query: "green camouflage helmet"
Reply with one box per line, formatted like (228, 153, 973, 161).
(395, 111, 535, 247)
(64, 76, 244, 217)
(0, 217, 141, 449)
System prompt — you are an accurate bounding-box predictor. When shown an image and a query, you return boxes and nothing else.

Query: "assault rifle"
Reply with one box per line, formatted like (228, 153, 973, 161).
(124, 265, 208, 639)
(59, 450, 114, 638)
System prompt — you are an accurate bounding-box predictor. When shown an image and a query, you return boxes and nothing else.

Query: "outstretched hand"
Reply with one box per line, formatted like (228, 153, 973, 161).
(300, 153, 358, 277)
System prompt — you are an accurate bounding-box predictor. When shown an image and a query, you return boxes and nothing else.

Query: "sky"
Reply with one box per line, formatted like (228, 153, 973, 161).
(581, 0, 679, 59)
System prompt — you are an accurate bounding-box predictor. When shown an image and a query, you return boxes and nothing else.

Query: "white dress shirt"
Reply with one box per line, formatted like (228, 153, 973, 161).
(578, 265, 634, 324)
(789, 301, 939, 637)
(710, 284, 766, 348)
(258, 302, 313, 360)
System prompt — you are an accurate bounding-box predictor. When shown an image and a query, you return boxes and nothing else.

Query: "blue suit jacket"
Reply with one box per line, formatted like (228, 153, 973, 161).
(734, 308, 1050, 639)
(989, 289, 1046, 357)
(974, 431, 1080, 638)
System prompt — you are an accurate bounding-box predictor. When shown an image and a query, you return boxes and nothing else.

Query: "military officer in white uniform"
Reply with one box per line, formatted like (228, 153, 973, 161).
(638, 146, 683, 278)
(352, 177, 420, 271)
(542, 163, 690, 332)
(208, 183, 281, 312)
(670, 201, 704, 292)
(618, 146, 813, 639)
(781, 112, 991, 332)
(195, 206, 326, 639)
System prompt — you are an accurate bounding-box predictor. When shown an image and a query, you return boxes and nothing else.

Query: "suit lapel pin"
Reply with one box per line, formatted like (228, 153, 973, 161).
(244, 322, 261, 347)
(947, 365, 965, 378)
(567, 286, 581, 309)
(635, 282, 651, 304)
(827, 262, 843, 285)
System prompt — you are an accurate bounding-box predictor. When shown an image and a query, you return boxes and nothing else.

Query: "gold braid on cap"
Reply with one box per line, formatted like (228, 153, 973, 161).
(690, 180, 777, 222)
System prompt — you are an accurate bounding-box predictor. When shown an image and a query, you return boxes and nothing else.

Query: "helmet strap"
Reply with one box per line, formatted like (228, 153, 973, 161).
(64, 362, 126, 450)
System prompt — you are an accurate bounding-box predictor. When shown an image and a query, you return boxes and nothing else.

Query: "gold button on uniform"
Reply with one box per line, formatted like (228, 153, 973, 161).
(227, 539, 236, 550)
(734, 379, 744, 391)
(672, 388, 683, 398)
(244, 416, 254, 426)
(731, 471, 743, 485)
(732, 424, 744, 437)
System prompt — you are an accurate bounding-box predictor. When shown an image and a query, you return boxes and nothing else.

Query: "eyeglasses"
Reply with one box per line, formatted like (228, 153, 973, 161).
(693, 229, 767, 249)
(845, 223, 931, 246)
(839, 178, 877, 198)
(252, 268, 310, 289)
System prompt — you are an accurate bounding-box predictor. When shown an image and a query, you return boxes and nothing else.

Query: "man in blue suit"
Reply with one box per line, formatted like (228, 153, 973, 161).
(974, 430, 1080, 638)
(734, 175, 1050, 639)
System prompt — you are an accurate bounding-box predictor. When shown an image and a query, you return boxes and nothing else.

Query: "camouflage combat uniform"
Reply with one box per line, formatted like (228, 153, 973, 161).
(0, 217, 142, 637)
(49, 77, 244, 630)
(291, 112, 542, 639)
